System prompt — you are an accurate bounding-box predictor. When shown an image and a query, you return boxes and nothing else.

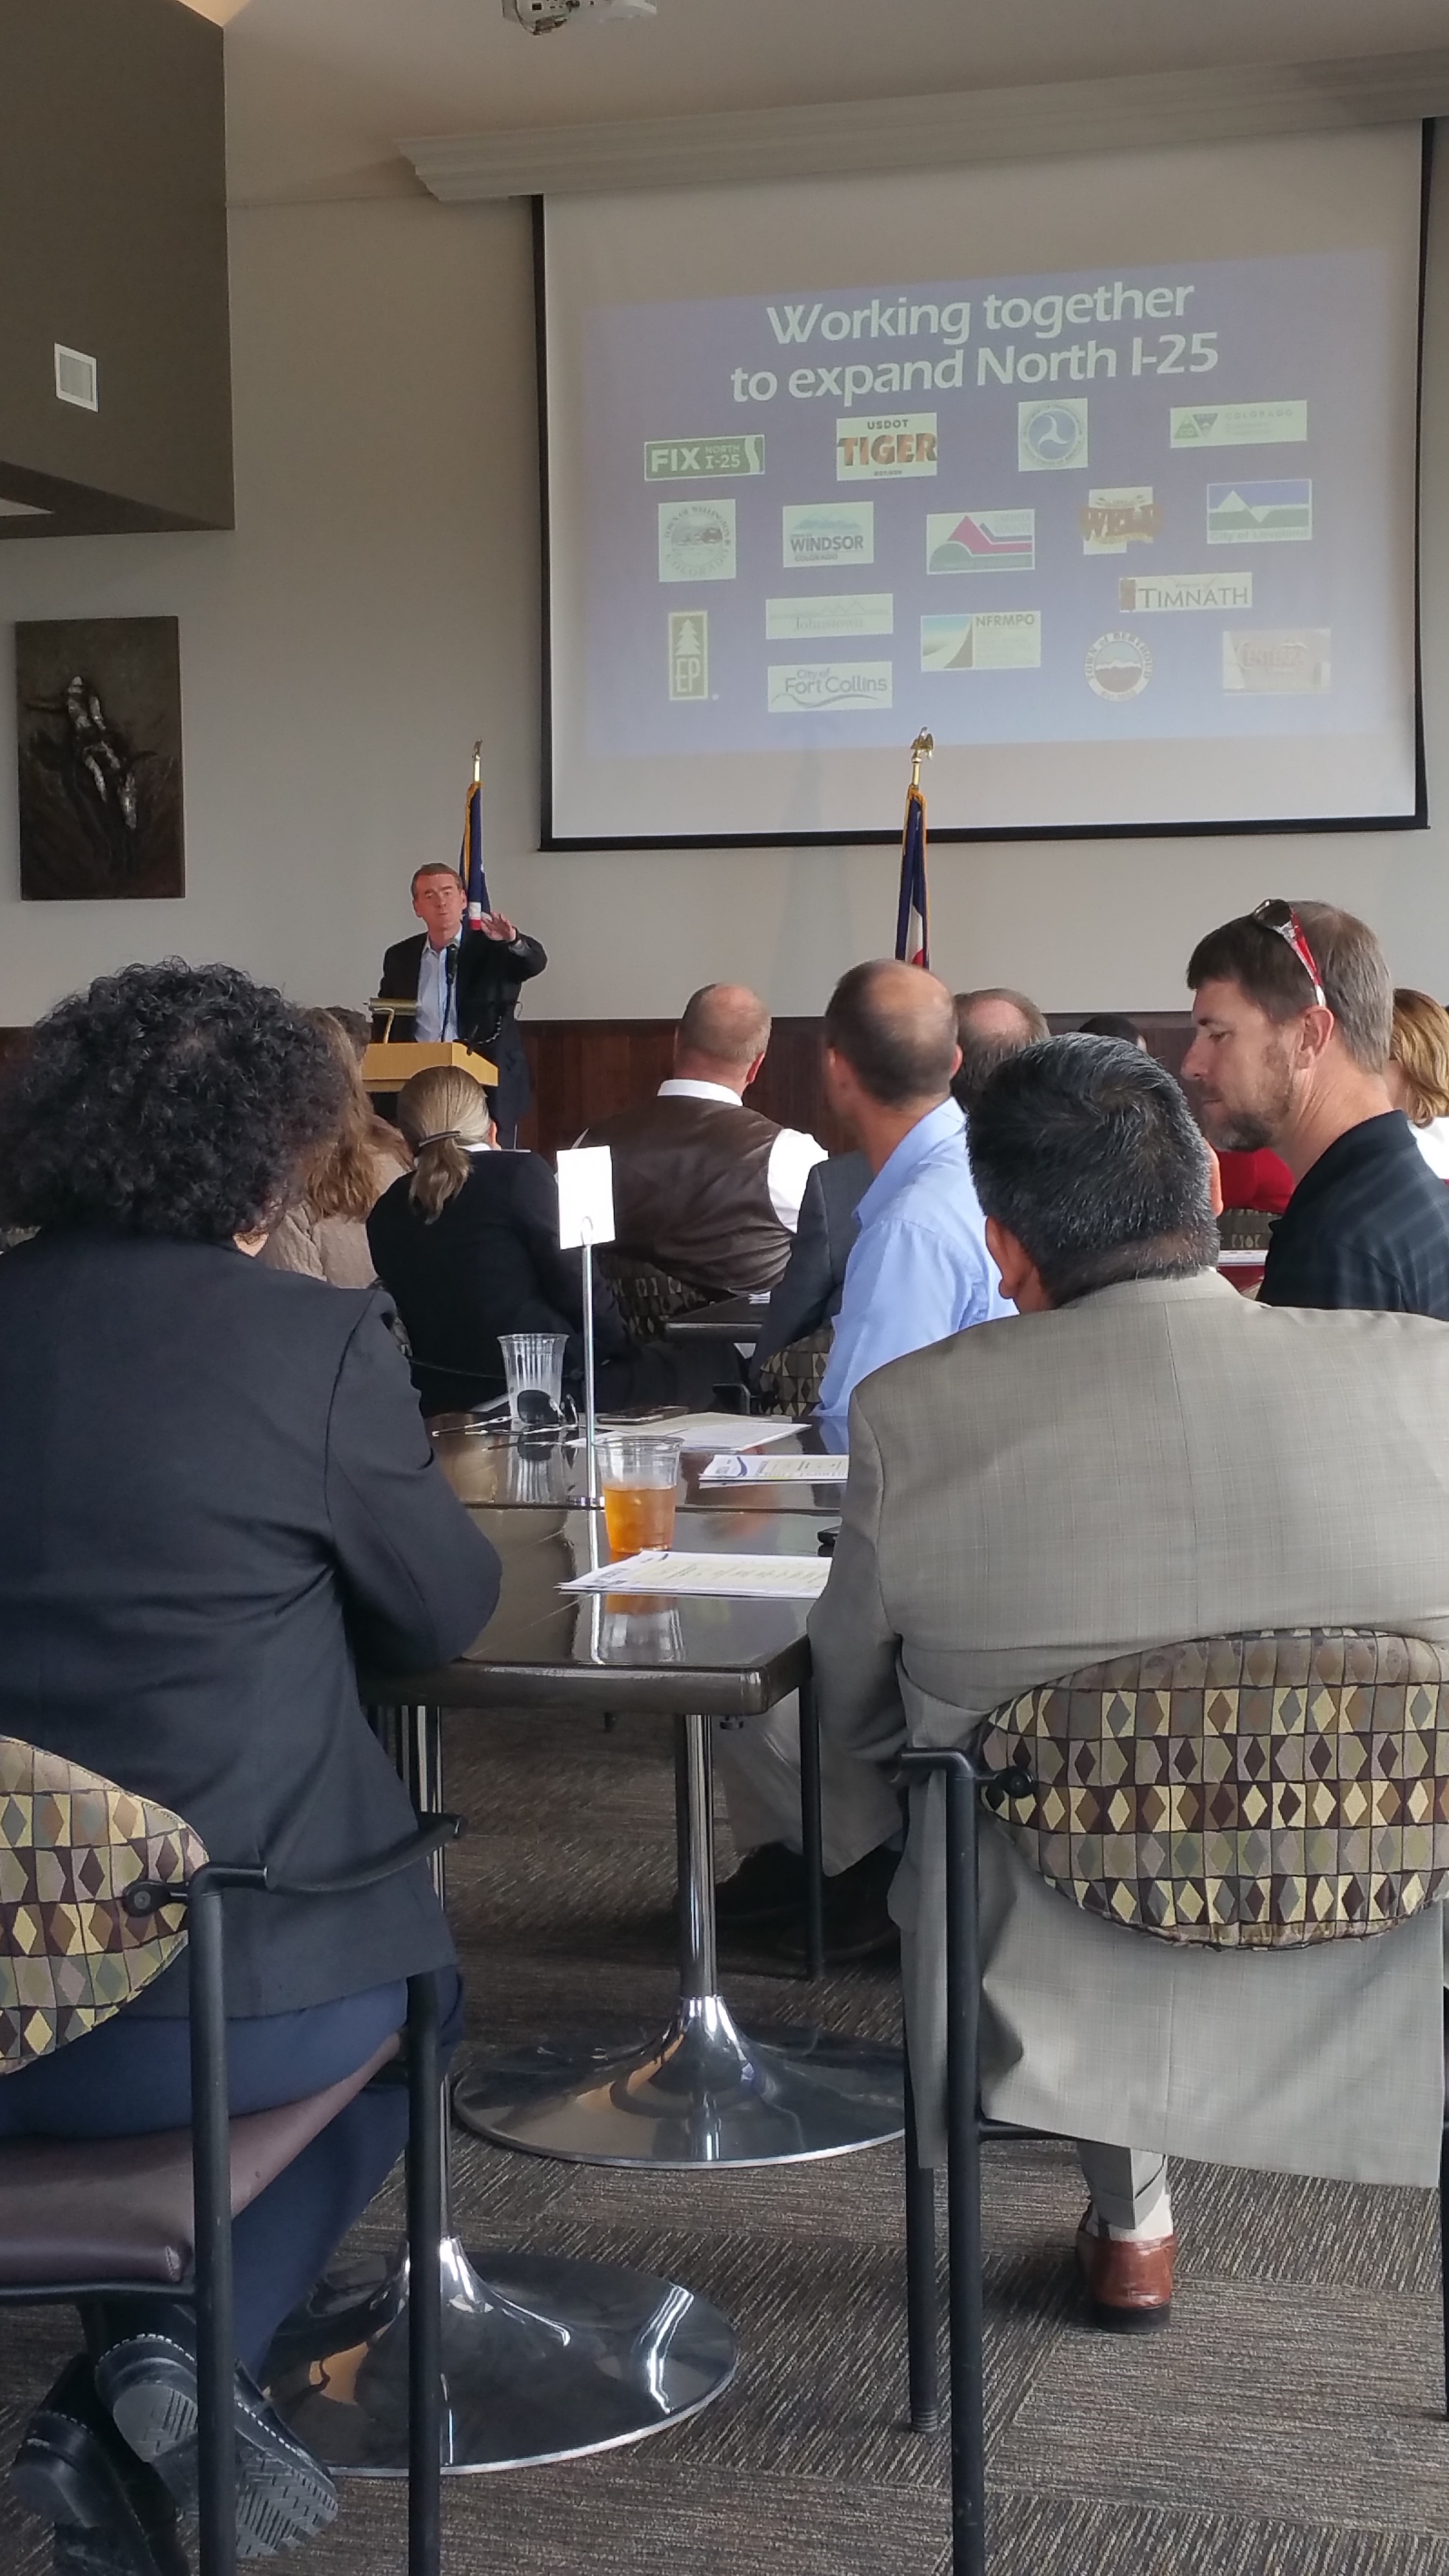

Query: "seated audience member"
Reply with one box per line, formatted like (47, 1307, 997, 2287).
(712, 965, 1010, 1958)
(369, 1066, 736, 1417)
(0, 962, 499, 2565)
(323, 1004, 373, 1061)
(749, 1149, 870, 1381)
(579, 984, 826, 1295)
(261, 1008, 410, 1286)
(1185, 900, 1449, 1315)
(1214, 1144, 1294, 1216)
(810, 1034, 1449, 2326)
(950, 987, 1049, 1115)
(1077, 1011, 1145, 1047)
(815, 961, 1011, 1430)
(1386, 987, 1449, 1179)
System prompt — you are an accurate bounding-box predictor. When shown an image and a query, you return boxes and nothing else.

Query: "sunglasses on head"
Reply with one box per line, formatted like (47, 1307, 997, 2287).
(1251, 901, 1327, 1011)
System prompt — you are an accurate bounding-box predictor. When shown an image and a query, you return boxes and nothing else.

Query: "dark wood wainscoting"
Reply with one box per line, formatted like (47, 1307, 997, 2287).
(517, 1011, 1195, 1160)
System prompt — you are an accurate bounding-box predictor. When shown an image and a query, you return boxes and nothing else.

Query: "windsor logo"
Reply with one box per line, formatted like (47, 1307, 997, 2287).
(1207, 481, 1313, 544)
(645, 435, 765, 481)
(767, 662, 894, 714)
(1018, 401, 1088, 471)
(782, 502, 874, 566)
(658, 500, 736, 584)
(920, 612, 1041, 672)
(926, 511, 1034, 574)
(668, 612, 708, 701)
(836, 416, 937, 480)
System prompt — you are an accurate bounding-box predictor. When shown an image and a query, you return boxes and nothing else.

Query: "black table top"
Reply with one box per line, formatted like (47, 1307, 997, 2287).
(429, 1423, 846, 1517)
(664, 1295, 769, 1344)
(360, 1507, 827, 1717)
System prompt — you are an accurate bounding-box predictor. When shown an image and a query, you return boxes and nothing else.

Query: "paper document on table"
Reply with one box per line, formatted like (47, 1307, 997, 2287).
(700, 1452, 850, 1485)
(642, 1415, 799, 1453)
(560, 1550, 831, 1601)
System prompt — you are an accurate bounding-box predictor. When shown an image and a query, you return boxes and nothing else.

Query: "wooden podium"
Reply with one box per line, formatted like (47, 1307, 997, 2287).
(361, 1040, 498, 1094)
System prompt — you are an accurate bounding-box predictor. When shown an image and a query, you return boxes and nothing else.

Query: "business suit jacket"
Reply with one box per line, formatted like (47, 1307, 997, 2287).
(751, 1151, 870, 1372)
(809, 1270, 1449, 2182)
(368, 1152, 633, 1416)
(0, 1232, 500, 2017)
(377, 928, 547, 1139)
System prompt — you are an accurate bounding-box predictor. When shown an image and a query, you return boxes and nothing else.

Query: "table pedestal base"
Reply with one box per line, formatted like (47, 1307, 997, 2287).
(266, 2236, 736, 2476)
(454, 1994, 903, 2169)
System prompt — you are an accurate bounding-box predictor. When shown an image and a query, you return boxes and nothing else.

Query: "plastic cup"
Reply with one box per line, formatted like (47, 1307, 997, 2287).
(498, 1333, 568, 1430)
(597, 1433, 682, 1556)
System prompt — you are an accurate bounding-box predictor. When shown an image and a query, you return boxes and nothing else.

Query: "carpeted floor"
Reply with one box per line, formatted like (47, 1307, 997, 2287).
(4, 1707, 1449, 2575)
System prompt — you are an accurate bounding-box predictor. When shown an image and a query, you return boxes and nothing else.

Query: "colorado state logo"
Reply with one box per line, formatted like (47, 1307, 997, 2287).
(1085, 632, 1152, 700)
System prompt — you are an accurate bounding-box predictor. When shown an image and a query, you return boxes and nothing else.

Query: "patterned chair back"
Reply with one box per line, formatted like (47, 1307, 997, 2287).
(978, 1630, 1449, 1949)
(753, 1329, 832, 1420)
(597, 1251, 712, 1345)
(0, 1740, 205, 2071)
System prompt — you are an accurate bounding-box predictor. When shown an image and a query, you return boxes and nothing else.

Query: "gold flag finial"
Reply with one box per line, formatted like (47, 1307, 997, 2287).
(909, 729, 934, 791)
(471, 739, 482, 786)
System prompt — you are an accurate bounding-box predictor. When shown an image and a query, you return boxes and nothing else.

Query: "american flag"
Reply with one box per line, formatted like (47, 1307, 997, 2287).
(895, 776, 929, 969)
(461, 747, 490, 927)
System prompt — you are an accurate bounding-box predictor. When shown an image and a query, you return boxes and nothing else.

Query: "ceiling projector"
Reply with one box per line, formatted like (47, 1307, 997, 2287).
(504, 0, 655, 28)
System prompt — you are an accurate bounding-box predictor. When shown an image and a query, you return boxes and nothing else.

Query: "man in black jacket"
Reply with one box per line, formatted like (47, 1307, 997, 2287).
(377, 863, 547, 1144)
(1184, 900, 1449, 1317)
(0, 963, 499, 2570)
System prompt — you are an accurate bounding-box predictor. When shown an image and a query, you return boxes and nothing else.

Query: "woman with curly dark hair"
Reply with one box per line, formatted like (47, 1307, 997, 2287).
(0, 963, 499, 2575)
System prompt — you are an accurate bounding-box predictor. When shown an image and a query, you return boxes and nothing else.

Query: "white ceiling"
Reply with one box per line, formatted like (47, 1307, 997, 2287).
(181, 0, 1449, 205)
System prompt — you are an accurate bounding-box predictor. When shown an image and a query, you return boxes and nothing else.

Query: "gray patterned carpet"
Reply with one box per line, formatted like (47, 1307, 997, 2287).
(4, 1708, 1449, 2574)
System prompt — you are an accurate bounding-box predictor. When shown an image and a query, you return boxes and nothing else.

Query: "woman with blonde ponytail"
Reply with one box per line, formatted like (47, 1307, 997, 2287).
(368, 1067, 740, 1418)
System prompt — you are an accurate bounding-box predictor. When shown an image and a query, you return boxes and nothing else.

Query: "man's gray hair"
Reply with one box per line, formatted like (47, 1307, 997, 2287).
(968, 1036, 1219, 1305)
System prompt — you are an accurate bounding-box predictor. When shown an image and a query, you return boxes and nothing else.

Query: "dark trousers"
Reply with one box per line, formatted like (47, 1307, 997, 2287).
(0, 1978, 461, 2377)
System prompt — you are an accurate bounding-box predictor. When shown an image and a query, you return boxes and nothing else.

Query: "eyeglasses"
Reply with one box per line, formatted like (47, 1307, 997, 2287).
(1251, 901, 1327, 1011)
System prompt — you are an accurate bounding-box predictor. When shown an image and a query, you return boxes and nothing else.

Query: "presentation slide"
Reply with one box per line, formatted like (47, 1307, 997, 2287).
(542, 129, 1424, 845)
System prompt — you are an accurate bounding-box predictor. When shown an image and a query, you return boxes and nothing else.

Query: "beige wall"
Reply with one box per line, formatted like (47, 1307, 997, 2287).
(0, 150, 1445, 1024)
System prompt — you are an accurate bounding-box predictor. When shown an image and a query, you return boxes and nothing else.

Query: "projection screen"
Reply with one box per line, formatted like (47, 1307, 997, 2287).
(539, 125, 1428, 847)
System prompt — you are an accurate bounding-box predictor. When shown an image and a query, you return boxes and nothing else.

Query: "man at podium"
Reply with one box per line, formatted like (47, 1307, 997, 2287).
(376, 863, 546, 1144)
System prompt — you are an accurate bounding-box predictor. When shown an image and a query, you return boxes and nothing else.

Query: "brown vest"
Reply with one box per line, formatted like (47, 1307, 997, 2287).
(580, 1095, 790, 1293)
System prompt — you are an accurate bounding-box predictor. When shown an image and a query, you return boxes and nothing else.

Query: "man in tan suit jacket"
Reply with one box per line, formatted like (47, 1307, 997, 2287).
(809, 1035, 1449, 2326)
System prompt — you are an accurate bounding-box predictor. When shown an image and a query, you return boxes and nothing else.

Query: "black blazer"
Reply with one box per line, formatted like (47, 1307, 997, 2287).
(368, 1152, 631, 1416)
(0, 1233, 500, 2017)
(751, 1151, 871, 1372)
(377, 929, 547, 1139)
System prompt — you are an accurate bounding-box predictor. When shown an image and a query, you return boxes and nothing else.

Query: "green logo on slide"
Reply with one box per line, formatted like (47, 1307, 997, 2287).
(646, 436, 765, 480)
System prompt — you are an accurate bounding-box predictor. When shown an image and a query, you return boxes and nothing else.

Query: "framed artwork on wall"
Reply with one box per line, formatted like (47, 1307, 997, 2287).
(14, 616, 184, 901)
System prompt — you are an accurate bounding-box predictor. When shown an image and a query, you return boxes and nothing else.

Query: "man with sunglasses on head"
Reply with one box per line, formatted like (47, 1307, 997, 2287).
(1184, 901, 1449, 1319)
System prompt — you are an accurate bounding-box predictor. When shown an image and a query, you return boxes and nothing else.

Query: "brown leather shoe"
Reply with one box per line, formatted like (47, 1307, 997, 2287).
(1075, 2208, 1175, 2333)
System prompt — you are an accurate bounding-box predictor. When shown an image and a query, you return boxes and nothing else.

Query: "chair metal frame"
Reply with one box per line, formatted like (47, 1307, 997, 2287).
(0, 1813, 460, 2576)
(898, 1741, 1449, 2576)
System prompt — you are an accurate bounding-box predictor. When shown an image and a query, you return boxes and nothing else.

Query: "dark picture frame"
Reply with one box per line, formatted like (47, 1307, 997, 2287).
(15, 615, 185, 901)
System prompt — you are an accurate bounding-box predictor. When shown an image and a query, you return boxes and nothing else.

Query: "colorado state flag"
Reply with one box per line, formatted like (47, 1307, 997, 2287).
(895, 778, 929, 969)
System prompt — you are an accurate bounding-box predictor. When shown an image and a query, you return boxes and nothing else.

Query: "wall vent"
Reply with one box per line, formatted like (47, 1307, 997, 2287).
(54, 345, 98, 410)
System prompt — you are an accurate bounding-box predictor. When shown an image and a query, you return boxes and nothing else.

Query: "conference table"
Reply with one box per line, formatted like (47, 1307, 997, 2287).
(271, 1455, 900, 2482)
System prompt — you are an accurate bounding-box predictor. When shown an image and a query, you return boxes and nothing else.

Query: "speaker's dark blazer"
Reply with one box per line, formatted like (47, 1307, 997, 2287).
(751, 1151, 871, 1374)
(0, 1231, 500, 2017)
(376, 929, 547, 1141)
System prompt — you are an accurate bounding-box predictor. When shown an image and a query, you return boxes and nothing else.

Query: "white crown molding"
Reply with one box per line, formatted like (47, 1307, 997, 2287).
(402, 49, 1449, 202)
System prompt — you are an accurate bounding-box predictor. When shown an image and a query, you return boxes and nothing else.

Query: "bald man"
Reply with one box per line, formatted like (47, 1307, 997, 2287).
(816, 961, 1013, 1429)
(579, 984, 826, 1296)
(951, 986, 1050, 1115)
(714, 961, 1013, 1961)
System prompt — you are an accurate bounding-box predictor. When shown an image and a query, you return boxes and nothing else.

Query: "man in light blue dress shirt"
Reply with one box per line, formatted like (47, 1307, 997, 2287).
(713, 961, 1014, 1963)
(816, 961, 1012, 1434)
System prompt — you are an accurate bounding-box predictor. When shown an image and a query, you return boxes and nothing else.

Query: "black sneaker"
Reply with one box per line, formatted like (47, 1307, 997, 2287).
(778, 1841, 901, 1967)
(714, 1841, 808, 1927)
(95, 2331, 337, 2560)
(9, 2355, 187, 2576)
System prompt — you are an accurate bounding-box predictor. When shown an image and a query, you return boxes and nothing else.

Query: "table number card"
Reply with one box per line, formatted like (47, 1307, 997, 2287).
(556, 1146, 615, 1251)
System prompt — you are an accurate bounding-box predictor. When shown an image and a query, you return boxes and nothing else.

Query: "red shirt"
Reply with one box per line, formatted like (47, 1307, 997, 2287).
(1216, 1148, 1294, 1216)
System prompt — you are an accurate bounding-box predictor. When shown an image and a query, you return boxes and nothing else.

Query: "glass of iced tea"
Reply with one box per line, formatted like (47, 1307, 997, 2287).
(598, 1433, 682, 1557)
